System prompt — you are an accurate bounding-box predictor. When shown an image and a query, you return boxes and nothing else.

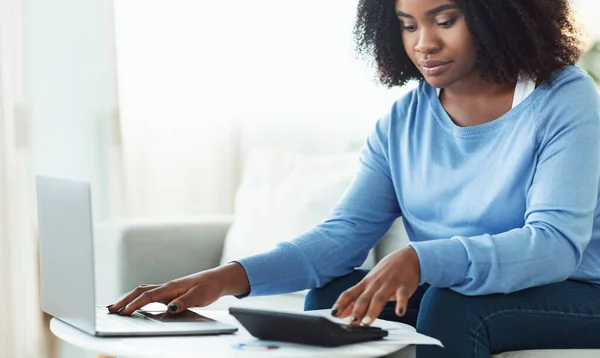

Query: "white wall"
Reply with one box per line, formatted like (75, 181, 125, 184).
(576, 0, 600, 40)
(25, 0, 119, 357)
(26, 0, 119, 223)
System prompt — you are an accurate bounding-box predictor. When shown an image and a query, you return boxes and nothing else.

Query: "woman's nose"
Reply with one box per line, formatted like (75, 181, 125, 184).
(415, 28, 440, 55)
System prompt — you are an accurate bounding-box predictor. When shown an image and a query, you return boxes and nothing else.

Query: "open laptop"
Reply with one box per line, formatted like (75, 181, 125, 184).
(35, 175, 238, 337)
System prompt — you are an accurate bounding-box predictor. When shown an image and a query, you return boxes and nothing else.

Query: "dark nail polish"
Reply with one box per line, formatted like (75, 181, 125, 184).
(398, 307, 404, 315)
(106, 304, 114, 309)
(350, 316, 358, 322)
(331, 308, 338, 317)
(117, 307, 126, 314)
(168, 304, 178, 312)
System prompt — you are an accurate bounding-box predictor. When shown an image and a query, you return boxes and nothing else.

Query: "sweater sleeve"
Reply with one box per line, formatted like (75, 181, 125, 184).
(235, 112, 402, 296)
(409, 75, 600, 295)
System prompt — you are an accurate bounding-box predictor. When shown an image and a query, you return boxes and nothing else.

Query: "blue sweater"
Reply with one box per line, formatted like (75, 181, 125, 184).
(236, 66, 600, 296)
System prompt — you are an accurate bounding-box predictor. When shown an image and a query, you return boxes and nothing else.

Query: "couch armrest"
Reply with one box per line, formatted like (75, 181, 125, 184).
(94, 215, 233, 303)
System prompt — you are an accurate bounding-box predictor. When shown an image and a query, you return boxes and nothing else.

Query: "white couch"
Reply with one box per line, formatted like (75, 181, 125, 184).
(93, 217, 600, 358)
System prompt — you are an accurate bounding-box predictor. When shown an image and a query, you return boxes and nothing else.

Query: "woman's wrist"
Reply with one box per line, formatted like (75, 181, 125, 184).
(216, 262, 251, 297)
(404, 246, 421, 283)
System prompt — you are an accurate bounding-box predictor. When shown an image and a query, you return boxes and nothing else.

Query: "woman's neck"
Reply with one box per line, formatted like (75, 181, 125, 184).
(442, 72, 517, 101)
(439, 74, 518, 127)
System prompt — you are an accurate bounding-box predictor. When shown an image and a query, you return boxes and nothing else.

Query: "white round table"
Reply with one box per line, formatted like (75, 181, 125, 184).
(50, 309, 429, 358)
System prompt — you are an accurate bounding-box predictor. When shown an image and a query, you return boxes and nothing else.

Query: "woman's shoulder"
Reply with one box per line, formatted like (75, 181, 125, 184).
(370, 86, 424, 143)
(533, 65, 600, 138)
(386, 81, 433, 122)
(537, 65, 598, 103)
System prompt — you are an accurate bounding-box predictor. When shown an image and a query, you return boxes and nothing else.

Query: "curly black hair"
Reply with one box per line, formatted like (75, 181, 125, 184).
(354, 0, 584, 87)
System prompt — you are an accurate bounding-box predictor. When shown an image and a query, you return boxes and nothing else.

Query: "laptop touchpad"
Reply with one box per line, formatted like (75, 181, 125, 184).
(137, 310, 216, 323)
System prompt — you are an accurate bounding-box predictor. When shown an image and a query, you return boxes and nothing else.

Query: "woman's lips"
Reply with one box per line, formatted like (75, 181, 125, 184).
(418, 60, 451, 76)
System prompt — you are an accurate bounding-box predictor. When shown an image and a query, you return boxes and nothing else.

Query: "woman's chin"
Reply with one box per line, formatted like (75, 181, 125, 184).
(424, 78, 447, 89)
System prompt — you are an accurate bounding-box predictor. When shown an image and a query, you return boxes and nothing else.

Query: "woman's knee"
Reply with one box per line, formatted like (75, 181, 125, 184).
(416, 287, 488, 357)
(416, 286, 472, 334)
(304, 269, 369, 311)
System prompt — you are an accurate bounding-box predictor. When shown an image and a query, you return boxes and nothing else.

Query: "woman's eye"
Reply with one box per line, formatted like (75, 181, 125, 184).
(402, 24, 417, 32)
(438, 18, 456, 28)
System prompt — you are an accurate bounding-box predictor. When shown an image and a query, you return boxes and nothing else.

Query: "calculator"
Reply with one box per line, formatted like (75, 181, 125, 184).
(228, 307, 388, 347)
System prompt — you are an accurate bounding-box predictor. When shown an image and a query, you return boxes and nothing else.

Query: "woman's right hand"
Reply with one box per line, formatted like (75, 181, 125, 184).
(107, 262, 250, 316)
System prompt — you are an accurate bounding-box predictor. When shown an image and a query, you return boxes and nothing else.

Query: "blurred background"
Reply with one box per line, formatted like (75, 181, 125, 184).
(0, 1, 599, 358)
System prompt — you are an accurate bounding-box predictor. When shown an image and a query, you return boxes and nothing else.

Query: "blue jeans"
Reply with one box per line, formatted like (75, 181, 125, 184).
(304, 269, 600, 358)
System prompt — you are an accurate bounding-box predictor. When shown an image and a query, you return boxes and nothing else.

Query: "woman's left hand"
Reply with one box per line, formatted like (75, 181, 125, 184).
(331, 246, 421, 326)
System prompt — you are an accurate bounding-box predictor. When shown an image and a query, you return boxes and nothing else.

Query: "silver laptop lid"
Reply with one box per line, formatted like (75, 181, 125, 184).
(36, 176, 96, 335)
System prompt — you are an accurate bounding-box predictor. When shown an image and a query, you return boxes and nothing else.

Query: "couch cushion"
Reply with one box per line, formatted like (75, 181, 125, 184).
(375, 217, 410, 261)
(220, 149, 377, 269)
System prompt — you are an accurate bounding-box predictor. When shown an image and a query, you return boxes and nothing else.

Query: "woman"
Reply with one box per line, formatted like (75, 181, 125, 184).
(109, 0, 600, 356)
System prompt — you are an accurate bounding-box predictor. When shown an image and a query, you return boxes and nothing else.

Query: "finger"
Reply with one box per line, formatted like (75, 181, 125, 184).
(348, 288, 378, 326)
(395, 286, 410, 317)
(120, 284, 178, 316)
(108, 284, 160, 313)
(336, 301, 355, 319)
(166, 286, 204, 313)
(331, 285, 362, 318)
(361, 288, 394, 326)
